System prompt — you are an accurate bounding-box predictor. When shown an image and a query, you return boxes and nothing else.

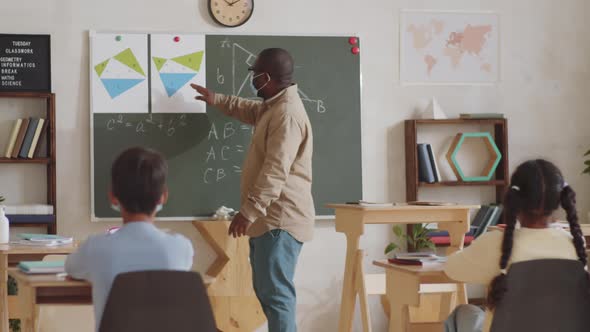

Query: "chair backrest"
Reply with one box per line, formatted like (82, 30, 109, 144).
(99, 270, 217, 332)
(490, 259, 590, 332)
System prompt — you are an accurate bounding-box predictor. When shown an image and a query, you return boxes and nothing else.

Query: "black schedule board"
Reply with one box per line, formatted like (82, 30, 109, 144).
(0, 34, 51, 92)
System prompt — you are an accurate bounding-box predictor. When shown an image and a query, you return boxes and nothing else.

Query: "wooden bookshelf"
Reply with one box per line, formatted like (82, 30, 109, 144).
(0, 92, 57, 234)
(0, 158, 51, 164)
(405, 118, 509, 204)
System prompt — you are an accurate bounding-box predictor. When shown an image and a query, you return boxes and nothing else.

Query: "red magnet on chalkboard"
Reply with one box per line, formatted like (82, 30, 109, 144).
(351, 46, 360, 55)
(174, 36, 180, 42)
(348, 37, 358, 45)
(115, 35, 122, 42)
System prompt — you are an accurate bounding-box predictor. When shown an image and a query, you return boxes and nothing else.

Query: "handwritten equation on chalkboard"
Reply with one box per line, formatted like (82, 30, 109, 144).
(202, 120, 253, 184)
(104, 114, 188, 137)
(0, 34, 51, 92)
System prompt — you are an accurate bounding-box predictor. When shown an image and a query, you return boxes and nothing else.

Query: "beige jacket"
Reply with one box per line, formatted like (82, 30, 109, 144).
(213, 84, 315, 242)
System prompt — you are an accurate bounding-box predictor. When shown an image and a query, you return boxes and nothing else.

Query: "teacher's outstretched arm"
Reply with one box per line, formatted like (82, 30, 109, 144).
(191, 84, 263, 126)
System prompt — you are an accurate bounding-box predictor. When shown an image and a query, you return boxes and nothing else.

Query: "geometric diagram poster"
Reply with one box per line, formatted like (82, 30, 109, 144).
(150, 34, 206, 113)
(400, 11, 499, 84)
(90, 32, 149, 113)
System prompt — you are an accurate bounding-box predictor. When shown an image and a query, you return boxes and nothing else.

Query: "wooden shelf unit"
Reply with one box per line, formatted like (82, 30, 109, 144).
(405, 118, 509, 204)
(0, 92, 57, 234)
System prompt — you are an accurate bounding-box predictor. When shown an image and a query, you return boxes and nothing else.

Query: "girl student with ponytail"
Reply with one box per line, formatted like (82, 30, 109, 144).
(443, 159, 587, 332)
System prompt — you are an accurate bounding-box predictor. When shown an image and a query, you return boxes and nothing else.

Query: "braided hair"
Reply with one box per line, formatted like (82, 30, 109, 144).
(486, 159, 587, 309)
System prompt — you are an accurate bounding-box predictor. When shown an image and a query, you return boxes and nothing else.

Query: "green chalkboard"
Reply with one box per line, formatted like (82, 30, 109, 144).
(92, 35, 362, 219)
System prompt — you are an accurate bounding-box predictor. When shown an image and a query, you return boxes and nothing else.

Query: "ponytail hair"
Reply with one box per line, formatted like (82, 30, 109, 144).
(487, 188, 520, 309)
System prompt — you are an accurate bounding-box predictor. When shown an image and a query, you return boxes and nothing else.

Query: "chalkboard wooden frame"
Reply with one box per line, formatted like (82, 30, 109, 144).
(0, 34, 51, 92)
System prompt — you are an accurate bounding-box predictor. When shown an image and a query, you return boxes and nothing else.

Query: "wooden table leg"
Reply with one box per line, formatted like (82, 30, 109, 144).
(338, 233, 361, 332)
(386, 270, 420, 332)
(17, 285, 35, 332)
(0, 254, 8, 332)
(355, 250, 372, 332)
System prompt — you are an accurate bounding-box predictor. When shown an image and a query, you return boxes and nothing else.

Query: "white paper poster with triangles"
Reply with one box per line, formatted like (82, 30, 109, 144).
(150, 34, 206, 113)
(90, 32, 149, 113)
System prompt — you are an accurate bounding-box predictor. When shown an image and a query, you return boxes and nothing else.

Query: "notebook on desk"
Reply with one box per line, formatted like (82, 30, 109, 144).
(18, 261, 65, 274)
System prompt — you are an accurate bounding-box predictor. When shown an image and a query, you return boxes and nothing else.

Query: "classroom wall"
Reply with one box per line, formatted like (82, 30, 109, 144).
(1, 0, 589, 331)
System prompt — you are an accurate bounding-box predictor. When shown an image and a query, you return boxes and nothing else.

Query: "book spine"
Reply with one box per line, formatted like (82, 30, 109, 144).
(12, 118, 30, 158)
(33, 119, 48, 157)
(4, 205, 54, 215)
(28, 118, 45, 158)
(19, 118, 39, 158)
(417, 144, 436, 183)
(7, 215, 55, 224)
(4, 119, 22, 158)
(425, 144, 440, 182)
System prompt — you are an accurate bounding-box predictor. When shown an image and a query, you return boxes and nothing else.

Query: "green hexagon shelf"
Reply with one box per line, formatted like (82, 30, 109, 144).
(445, 132, 502, 182)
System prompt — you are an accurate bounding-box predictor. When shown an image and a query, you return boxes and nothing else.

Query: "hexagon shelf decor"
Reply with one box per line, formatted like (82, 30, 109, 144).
(445, 132, 502, 182)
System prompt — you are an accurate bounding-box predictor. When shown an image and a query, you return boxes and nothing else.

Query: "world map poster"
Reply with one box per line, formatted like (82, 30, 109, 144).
(400, 11, 499, 84)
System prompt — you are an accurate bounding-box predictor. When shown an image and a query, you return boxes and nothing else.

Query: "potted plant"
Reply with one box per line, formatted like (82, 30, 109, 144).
(384, 224, 436, 255)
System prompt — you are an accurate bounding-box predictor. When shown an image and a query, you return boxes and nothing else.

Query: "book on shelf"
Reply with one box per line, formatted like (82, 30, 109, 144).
(459, 113, 504, 119)
(4, 204, 54, 215)
(4, 119, 23, 158)
(425, 144, 441, 182)
(417, 143, 436, 183)
(33, 118, 48, 157)
(11, 117, 30, 158)
(18, 260, 65, 274)
(7, 215, 55, 224)
(27, 118, 45, 158)
(18, 118, 39, 158)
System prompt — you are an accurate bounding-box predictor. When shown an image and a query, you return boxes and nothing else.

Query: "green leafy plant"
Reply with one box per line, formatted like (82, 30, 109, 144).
(0, 196, 4, 203)
(384, 224, 436, 255)
(584, 150, 590, 175)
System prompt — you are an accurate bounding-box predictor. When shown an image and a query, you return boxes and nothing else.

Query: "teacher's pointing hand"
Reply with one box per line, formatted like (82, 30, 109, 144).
(190, 84, 215, 105)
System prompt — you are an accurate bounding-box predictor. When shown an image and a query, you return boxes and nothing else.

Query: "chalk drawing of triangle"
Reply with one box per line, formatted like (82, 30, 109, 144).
(159, 72, 197, 97)
(232, 43, 258, 97)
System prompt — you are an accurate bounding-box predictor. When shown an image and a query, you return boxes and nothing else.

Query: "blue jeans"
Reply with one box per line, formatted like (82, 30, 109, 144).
(249, 229, 303, 332)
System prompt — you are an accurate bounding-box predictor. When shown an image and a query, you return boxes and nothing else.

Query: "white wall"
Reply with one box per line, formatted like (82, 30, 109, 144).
(1, 0, 590, 331)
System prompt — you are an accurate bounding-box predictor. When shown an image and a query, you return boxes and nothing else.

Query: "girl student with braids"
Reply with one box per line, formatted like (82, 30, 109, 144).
(443, 159, 587, 332)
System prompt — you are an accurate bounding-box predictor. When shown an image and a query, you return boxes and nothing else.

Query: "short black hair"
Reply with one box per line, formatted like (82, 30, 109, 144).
(111, 147, 168, 214)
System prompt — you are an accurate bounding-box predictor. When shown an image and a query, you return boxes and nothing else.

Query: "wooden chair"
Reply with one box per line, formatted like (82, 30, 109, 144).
(491, 259, 590, 332)
(98, 270, 217, 332)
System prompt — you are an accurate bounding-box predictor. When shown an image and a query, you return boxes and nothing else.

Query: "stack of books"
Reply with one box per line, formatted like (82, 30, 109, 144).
(388, 252, 447, 267)
(417, 143, 441, 184)
(13, 233, 73, 247)
(3, 117, 48, 159)
(428, 205, 503, 245)
(18, 260, 65, 274)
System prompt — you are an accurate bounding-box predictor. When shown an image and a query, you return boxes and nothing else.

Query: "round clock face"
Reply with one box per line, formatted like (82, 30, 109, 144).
(209, 0, 254, 27)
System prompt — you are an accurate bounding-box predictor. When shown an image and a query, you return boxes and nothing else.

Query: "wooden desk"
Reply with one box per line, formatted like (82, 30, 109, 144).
(8, 269, 91, 332)
(327, 204, 477, 332)
(193, 221, 266, 332)
(0, 243, 76, 332)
